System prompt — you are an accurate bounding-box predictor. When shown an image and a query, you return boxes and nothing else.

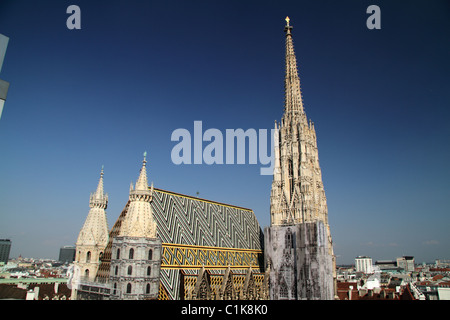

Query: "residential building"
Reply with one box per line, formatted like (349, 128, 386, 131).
(355, 256, 373, 274)
(58, 246, 76, 264)
(397, 256, 415, 272)
(0, 239, 11, 263)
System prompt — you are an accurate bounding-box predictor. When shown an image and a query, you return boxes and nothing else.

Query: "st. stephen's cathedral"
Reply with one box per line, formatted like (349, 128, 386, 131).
(70, 18, 336, 300)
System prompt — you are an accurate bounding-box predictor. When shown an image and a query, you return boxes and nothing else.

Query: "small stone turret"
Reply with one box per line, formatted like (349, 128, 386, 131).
(109, 152, 162, 300)
(72, 167, 109, 298)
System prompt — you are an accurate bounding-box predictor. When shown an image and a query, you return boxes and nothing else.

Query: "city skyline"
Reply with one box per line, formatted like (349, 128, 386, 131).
(0, 1, 449, 265)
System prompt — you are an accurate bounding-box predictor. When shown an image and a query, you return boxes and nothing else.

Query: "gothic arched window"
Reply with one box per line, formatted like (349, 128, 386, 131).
(116, 248, 120, 259)
(86, 251, 91, 263)
(115, 266, 118, 275)
(147, 266, 151, 276)
(279, 280, 288, 299)
(127, 283, 132, 294)
(146, 283, 150, 294)
(148, 249, 153, 260)
(127, 265, 132, 275)
(285, 228, 293, 249)
(129, 248, 134, 259)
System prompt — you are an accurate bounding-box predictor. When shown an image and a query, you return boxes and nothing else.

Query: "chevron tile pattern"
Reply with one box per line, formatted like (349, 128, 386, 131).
(152, 188, 263, 250)
(151, 188, 264, 299)
(161, 243, 262, 269)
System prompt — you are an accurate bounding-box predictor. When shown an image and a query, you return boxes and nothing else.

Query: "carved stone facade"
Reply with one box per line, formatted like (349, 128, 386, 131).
(265, 222, 334, 300)
(109, 236, 161, 300)
(181, 267, 269, 300)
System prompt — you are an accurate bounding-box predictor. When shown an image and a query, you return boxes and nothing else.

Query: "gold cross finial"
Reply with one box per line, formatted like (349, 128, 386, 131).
(285, 16, 290, 26)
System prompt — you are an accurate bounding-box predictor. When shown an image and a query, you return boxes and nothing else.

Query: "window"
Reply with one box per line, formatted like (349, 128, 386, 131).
(84, 269, 89, 278)
(280, 280, 288, 299)
(147, 266, 151, 276)
(129, 248, 134, 259)
(115, 266, 118, 275)
(116, 248, 120, 259)
(128, 265, 132, 275)
(86, 251, 91, 263)
(113, 283, 117, 295)
(285, 228, 293, 249)
(146, 283, 150, 294)
(148, 249, 153, 260)
(127, 283, 132, 294)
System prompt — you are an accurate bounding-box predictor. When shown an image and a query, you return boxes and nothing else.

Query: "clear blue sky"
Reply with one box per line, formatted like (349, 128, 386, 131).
(0, 1, 449, 265)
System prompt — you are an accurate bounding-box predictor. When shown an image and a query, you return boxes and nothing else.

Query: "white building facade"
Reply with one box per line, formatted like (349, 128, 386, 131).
(355, 256, 373, 274)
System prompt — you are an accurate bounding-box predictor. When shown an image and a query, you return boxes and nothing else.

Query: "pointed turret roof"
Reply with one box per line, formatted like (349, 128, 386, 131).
(76, 167, 109, 247)
(119, 152, 157, 238)
(89, 166, 108, 209)
(96, 166, 104, 195)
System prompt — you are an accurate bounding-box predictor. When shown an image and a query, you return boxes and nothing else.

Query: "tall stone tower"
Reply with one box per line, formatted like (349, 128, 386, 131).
(109, 153, 162, 300)
(264, 17, 335, 300)
(72, 167, 109, 298)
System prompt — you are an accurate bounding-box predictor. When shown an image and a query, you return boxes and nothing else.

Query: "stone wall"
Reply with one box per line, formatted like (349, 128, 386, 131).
(265, 221, 334, 300)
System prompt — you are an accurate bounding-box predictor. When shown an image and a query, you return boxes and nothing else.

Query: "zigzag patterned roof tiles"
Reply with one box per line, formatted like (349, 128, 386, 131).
(152, 188, 264, 250)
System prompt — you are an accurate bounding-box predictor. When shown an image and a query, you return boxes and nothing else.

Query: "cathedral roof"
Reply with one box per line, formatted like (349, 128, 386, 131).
(151, 187, 263, 250)
(95, 177, 264, 300)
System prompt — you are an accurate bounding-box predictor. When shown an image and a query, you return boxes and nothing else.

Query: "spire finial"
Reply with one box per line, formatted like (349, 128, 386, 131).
(284, 16, 293, 35)
(133, 152, 149, 192)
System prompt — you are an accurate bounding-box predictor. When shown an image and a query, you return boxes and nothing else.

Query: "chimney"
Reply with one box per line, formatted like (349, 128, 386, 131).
(348, 285, 353, 300)
(359, 288, 367, 297)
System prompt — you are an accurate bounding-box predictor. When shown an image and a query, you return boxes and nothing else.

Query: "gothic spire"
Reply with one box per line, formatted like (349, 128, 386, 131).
(270, 17, 328, 227)
(283, 16, 305, 119)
